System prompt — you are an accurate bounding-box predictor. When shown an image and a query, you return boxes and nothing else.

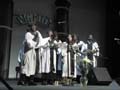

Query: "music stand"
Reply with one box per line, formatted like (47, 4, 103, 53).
(0, 25, 13, 90)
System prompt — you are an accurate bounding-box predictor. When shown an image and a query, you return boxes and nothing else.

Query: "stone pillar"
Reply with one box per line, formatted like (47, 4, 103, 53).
(0, 0, 13, 79)
(55, 0, 71, 34)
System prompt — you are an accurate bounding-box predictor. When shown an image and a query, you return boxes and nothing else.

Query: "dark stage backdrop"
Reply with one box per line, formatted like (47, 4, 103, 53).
(8, 0, 108, 79)
(106, 0, 120, 79)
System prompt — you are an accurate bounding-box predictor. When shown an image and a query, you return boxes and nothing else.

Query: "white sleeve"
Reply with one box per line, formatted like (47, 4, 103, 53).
(27, 40, 37, 48)
(25, 32, 37, 48)
(93, 42, 99, 56)
(54, 40, 58, 45)
(61, 42, 68, 56)
(35, 31, 43, 48)
(78, 41, 86, 51)
(25, 32, 33, 41)
(81, 43, 87, 53)
(18, 47, 24, 63)
(18, 49, 22, 63)
(41, 37, 50, 46)
(78, 41, 84, 46)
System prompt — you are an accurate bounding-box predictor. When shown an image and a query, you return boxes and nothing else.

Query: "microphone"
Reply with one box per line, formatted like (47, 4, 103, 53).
(114, 37, 120, 41)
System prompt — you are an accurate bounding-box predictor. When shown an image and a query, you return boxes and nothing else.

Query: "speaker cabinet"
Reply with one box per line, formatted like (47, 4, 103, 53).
(115, 77, 120, 86)
(88, 67, 112, 85)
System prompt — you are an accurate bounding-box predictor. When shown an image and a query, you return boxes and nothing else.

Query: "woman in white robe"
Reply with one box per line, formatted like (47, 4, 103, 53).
(61, 41, 68, 78)
(61, 34, 77, 85)
(33, 30, 45, 75)
(77, 41, 85, 76)
(41, 41, 51, 73)
(38, 37, 50, 74)
(40, 31, 53, 74)
(53, 32, 63, 85)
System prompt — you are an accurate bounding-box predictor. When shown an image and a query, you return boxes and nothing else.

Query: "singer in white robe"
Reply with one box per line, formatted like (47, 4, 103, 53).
(61, 42, 68, 78)
(62, 40, 77, 78)
(55, 40, 63, 72)
(76, 41, 86, 76)
(70, 42, 78, 78)
(21, 32, 37, 77)
(85, 36, 99, 68)
(33, 30, 51, 74)
(33, 30, 43, 74)
(40, 37, 51, 73)
(89, 42, 99, 67)
(40, 30, 57, 74)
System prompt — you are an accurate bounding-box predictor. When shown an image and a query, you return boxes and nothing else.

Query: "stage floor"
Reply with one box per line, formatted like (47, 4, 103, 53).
(0, 80, 120, 90)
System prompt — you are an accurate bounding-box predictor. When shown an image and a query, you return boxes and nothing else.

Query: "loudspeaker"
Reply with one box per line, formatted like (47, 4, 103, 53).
(115, 77, 120, 85)
(88, 67, 112, 85)
(109, 80, 119, 87)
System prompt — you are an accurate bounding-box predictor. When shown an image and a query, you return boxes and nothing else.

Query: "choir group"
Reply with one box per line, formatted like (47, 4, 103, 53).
(17, 24, 99, 86)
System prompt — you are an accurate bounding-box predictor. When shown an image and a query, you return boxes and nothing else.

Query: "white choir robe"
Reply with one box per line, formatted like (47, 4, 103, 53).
(52, 40, 58, 74)
(53, 49, 57, 73)
(34, 31, 43, 74)
(39, 37, 51, 73)
(56, 40, 63, 71)
(46, 40, 59, 74)
(41, 44, 50, 73)
(76, 41, 86, 76)
(41, 38, 60, 73)
(35, 31, 43, 49)
(33, 31, 50, 74)
(81, 41, 99, 67)
(61, 42, 77, 78)
(53, 40, 63, 73)
(89, 42, 99, 67)
(21, 32, 37, 77)
(70, 43, 78, 78)
(61, 42, 68, 77)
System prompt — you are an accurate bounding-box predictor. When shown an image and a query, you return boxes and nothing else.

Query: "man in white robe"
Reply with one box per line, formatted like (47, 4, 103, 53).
(20, 24, 42, 85)
(79, 34, 99, 86)
(21, 31, 37, 85)
(52, 33, 63, 85)
(85, 34, 99, 68)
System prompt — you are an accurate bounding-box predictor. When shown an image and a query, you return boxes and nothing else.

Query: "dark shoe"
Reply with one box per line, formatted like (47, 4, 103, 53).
(28, 81, 37, 86)
(17, 74, 27, 85)
(17, 81, 27, 86)
(41, 81, 47, 85)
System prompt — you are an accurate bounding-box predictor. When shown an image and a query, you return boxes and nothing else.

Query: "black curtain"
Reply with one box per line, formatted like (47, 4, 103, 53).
(0, 0, 13, 79)
(106, 0, 120, 79)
